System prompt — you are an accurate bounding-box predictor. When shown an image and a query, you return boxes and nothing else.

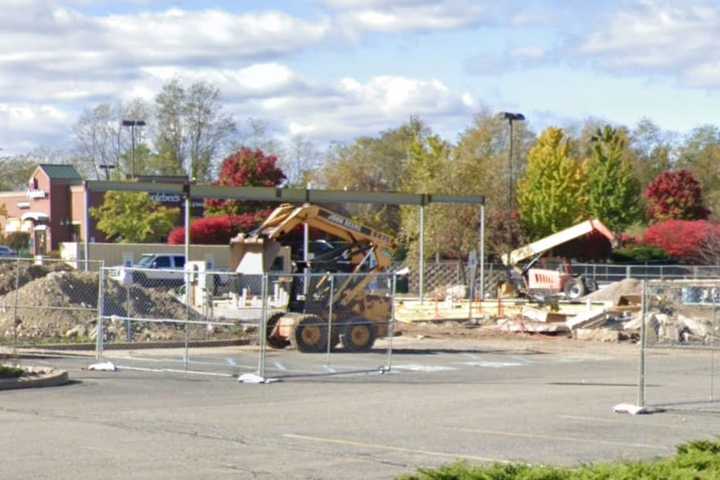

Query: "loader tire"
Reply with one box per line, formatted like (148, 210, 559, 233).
(564, 278, 587, 300)
(341, 317, 376, 352)
(290, 315, 328, 353)
(266, 312, 290, 350)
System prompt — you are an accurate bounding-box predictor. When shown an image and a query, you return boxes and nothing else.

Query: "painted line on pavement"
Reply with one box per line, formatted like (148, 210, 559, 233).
(282, 433, 509, 464)
(451, 427, 669, 451)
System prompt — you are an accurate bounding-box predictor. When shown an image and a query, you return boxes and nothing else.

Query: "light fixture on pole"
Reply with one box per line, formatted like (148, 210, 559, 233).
(121, 119, 146, 179)
(500, 112, 525, 212)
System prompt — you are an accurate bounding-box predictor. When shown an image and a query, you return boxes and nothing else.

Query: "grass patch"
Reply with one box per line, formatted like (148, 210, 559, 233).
(399, 440, 720, 480)
(0, 365, 24, 378)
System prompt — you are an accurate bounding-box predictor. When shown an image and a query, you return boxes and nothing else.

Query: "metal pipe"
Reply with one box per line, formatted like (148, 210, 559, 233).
(258, 274, 269, 379)
(419, 205, 425, 304)
(83, 185, 90, 272)
(638, 279, 647, 408)
(326, 275, 335, 367)
(96, 267, 105, 361)
(386, 273, 396, 373)
(480, 205, 485, 301)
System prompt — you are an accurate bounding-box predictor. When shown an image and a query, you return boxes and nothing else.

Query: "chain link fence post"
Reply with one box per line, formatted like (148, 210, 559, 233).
(326, 274, 335, 368)
(638, 279, 647, 408)
(96, 267, 105, 361)
(385, 273, 396, 373)
(12, 257, 21, 360)
(711, 286, 717, 402)
(257, 273, 269, 379)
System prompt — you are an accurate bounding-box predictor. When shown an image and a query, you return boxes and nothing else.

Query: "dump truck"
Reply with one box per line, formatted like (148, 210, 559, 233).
(229, 203, 395, 353)
(500, 219, 615, 300)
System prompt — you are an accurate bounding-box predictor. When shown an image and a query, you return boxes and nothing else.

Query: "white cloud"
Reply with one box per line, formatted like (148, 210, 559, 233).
(327, 0, 496, 33)
(245, 73, 475, 142)
(576, 1, 720, 87)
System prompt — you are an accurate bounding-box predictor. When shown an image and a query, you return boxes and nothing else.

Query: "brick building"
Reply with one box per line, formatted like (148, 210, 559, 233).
(0, 165, 199, 254)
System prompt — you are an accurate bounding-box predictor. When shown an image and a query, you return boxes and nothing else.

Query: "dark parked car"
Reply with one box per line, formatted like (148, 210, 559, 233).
(0, 246, 17, 257)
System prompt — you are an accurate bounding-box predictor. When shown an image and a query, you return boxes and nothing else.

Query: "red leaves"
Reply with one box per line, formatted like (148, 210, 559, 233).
(205, 148, 286, 216)
(167, 211, 269, 245)
(642, 220, 720, 261)
(644, 170, 709, 222)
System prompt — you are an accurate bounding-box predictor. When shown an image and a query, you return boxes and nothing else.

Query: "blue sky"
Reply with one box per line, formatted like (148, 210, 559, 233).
(1, 0, 719, 154)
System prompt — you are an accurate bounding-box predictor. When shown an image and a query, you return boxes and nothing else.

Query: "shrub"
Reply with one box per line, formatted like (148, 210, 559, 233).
(642, 220, 720, 262)
(167, 211, 269, 245)
(612, 245, 671, 263)
(0, 365, 24, 378)
(644, 170, 709, 223)
(3, 232, 30, 251)
(400, 439, 720, 480)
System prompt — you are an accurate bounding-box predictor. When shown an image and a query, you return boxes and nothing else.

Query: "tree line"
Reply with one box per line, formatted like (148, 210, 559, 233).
(3, 79, 720, 263)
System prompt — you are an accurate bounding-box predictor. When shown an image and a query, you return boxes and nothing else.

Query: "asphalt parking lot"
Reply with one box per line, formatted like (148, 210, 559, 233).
(3, 336, 720, 480)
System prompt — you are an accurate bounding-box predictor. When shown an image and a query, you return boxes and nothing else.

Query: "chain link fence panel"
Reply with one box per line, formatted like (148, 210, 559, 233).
(638, 279, 720, 412)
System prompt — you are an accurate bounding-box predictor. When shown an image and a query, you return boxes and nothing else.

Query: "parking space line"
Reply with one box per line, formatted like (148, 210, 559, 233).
(115, 365, 234, 377)
(282, 433, 509, 463)
(451, 427, 669, 451)
(558, 414, 714, 430)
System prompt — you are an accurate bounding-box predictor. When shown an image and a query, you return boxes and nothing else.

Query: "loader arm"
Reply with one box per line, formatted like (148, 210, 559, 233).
(501, 219, 615, 268)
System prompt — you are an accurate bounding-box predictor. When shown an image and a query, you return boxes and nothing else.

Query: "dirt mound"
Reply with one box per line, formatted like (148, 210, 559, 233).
(585, 279, 641, 304)
(0, 261, 72, 297)
(0, 271, 202, 342)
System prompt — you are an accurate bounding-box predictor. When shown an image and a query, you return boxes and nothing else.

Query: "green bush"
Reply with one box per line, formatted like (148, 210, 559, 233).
(0, 365, 24, 378)
(399, 439, 720, 480)
(612, 245, 670, 263)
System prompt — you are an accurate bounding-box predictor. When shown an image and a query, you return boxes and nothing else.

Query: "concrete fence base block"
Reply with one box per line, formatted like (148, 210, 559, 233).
(238, 373, 279, 384)
(88, 361, 117, 372)
(613, 403, 661, 415)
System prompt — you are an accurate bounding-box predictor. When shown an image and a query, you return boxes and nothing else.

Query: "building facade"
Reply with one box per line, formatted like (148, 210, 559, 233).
(0, 165, 199, 254)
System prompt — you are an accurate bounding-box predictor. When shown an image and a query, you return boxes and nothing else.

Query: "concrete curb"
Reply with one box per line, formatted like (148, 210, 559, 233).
(0, 370, 69, 391)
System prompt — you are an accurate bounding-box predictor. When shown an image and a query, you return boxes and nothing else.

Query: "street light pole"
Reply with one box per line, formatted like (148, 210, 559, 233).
(500, 112, 525, 212)
(121, 119, 146, 179)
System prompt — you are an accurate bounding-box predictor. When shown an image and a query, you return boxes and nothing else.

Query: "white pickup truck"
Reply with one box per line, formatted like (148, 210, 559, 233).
(110, 253, 187, 287)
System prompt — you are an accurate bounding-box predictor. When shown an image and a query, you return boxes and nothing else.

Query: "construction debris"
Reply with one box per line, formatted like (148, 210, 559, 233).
(521, 305, 568, 323)
(566, 308, 608, 330)
(585, 279, 641, 305)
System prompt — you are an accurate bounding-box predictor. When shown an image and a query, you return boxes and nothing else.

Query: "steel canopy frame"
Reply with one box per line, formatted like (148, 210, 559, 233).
(84, 181, 486, 303)
(85, 181, 485, 206)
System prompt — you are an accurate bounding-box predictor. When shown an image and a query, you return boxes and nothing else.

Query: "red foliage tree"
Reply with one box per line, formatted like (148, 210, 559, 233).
(644, 170, 710, 223)
(642, 220, 720, 261)
(167, 211, 269, 245)
(205, 148, 286, 216)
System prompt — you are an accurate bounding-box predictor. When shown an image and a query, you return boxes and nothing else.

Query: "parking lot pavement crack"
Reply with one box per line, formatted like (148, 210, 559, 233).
(0, 405, 249, 446)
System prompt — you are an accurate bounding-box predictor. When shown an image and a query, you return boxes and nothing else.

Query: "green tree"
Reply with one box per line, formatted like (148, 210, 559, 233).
(91, 192, 180, 243)
(676, 125, 720, 219)
(400, 134, 451, 262)
(154, 79, 237, 181)
(585, 126, 642, 232)
(0, 155, 36, 191)
(630, 118, 674, 188)
(454, 109, 535, 213)
(518, 127, 586, 239)
(319, 118, 428, 234)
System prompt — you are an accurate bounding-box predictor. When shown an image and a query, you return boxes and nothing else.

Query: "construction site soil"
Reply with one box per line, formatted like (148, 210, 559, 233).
(0, 270, 241, 343)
